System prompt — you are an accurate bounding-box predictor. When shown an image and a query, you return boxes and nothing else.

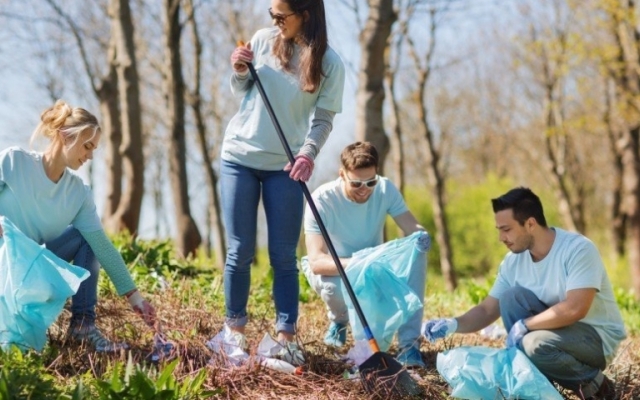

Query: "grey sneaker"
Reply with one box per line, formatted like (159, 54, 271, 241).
(276, 341, 305, 366)
(68, 325, 129, 353)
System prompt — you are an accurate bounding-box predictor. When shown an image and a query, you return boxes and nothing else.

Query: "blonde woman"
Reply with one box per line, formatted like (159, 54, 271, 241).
(0, 100, 156, 352)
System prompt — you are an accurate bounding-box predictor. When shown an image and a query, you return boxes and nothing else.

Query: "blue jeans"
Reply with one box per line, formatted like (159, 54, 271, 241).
(45, 226, 100, 326)
(220, 160, 303, 335)
(500, 287, 607, 396)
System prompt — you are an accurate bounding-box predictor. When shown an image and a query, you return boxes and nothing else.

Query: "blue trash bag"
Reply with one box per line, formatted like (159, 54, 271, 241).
(344, 231, 430, 351)
(0, 217, 90, 352)
(436, 346, 563, 400)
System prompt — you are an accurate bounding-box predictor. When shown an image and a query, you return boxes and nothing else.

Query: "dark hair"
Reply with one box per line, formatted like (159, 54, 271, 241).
(491, 187, 547, 227)
(273, 0, 327, 93)
(340, 141, 379, 171)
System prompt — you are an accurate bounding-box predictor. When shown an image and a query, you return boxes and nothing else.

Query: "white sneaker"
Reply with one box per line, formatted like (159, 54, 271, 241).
(206, 325, 248, 366)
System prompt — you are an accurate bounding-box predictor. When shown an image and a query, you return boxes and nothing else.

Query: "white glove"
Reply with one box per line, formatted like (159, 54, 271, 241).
(126, 290, 156, 328)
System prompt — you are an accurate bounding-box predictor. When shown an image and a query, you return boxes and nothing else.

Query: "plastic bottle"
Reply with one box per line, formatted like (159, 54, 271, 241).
(260, 358, 303, 375)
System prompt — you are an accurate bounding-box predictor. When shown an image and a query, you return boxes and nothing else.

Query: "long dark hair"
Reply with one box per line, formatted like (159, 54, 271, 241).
(273, 0, 328, 93)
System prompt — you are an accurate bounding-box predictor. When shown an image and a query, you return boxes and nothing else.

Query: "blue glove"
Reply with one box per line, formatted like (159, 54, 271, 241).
(422, 318, 458, 342)
(506, 319, 528, 348)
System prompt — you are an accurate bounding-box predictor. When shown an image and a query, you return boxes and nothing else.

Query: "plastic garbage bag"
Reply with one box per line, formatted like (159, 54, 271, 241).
(436, 346, 563, 400)
(344, 231, 429, 351)
(0, 217, 89, 352)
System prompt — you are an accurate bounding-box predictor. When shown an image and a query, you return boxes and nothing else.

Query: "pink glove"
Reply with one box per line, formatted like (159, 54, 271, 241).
(126, 290, 157, 328)
(284, 154, 314, 182)
(230, 43, 253, 75)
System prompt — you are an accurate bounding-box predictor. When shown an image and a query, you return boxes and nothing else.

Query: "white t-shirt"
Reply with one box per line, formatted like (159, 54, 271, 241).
(0, 147, 102, 243)
(304, 177, 408, 257)
(221, 28, 345, 170)
(489, 228, 627, 361)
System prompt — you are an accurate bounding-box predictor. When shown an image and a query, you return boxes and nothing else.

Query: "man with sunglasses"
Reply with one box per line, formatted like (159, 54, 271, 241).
(301, 141, 428, 368)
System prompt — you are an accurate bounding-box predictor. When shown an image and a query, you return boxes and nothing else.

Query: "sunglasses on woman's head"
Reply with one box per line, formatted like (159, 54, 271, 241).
(268, 8, 296, 25)
(344, 175, 379, 189)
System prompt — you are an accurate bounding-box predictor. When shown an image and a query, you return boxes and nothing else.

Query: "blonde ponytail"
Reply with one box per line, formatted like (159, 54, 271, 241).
(31, 100, 100, 147)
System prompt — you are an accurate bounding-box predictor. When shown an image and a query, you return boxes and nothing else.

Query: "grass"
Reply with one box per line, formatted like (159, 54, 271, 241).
(3, 259, 640, 399)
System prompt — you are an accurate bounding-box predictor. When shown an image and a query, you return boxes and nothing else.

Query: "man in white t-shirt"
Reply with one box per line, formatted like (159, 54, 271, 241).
(422, 187, 626, 400)
(302, 141, 427, 368)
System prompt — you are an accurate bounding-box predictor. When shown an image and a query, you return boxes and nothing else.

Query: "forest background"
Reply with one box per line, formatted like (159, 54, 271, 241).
(1, 1, 640, 398)
(2, 0, 640, 298)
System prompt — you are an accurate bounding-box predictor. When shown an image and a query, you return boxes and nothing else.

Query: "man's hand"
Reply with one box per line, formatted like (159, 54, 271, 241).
(126, 290, 157, 328)
(422, 318, 457, 342)
(506, 319, 528, 348)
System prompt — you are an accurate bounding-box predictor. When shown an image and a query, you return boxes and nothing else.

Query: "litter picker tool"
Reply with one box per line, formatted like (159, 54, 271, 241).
(238, 41, 422, 398)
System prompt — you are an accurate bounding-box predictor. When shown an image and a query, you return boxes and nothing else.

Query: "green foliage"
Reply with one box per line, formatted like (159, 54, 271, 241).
(614, 287, 640, 335)
(459, 277, 495, 305)
(445, 176, 514, 276)
(402, 174, 514, 277)
(92, 355, 220, 400)
(0, 346, 63, 399)
(109, 231, 219, 294)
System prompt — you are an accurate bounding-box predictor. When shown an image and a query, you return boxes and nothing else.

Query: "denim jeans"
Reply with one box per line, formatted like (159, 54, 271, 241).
(45, 226, 100, 326)
(220, 160, 303, 335)
(500, 287, 606, 397)
(301, 249, 426, 349)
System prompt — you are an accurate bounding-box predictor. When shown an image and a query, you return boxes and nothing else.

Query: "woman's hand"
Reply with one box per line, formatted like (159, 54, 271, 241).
(231, 42, 253, 76)
(126, 289, 157, 328)
(284, 154, 314, 182)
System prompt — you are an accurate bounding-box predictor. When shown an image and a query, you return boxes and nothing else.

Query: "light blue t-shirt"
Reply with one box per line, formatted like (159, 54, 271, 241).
(304, 177, 408, 257)
(222, 28, 345, 170)
(489, 228, 627, 362)
(0, 147, 136, 295)
(0, 147, 102, 243)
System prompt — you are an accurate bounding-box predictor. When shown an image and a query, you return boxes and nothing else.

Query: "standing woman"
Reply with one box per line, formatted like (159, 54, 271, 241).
(217, 0, 345, 361)
(0, 100, 156, 352)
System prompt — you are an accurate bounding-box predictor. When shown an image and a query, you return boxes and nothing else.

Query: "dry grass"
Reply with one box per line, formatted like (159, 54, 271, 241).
(44, 284, 640, 400)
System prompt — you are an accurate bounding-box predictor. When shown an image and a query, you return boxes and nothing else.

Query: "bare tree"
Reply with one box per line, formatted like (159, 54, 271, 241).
(104, 0, 145, 235)
(598, 0, 640, 298)
(406, 6, 457, 290)
(520, 2, 587, 233)
(355, 0, 396, 172)
(163, 0, 201, 257)
(43, 0, 144, 235)
(183, 0, 225, 268)
(384, 0, 410, 192)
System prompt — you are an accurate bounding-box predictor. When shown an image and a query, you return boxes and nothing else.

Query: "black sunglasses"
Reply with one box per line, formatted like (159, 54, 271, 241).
(268, 8, 296, 25)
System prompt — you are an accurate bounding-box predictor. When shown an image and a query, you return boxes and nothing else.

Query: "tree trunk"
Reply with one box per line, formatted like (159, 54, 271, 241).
(621, 126, 640, 299)
(184, 0, 226, 268)
(163, 0, 201, 257)
(96, 34, 122, 221)
(405, 11, 457, 291)
(103, 0, 145, 235)
(355, 0, 395, 172)
(604, 78, 627, 256)
(106, 0, 144, 235)
(418, 79, 457, 291)
(606, 0, 640, 298)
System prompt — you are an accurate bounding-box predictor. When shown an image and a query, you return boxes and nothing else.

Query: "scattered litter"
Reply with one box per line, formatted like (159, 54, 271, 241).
(206, 328, 303, 374)
(345, 339, 373, 366)
(480, 323, 507, 339)
(148, 333, 175, 363)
